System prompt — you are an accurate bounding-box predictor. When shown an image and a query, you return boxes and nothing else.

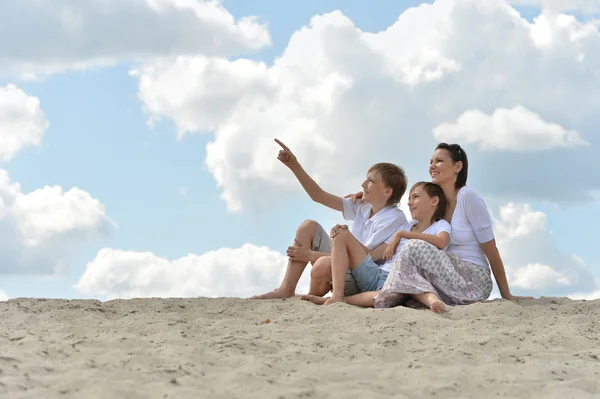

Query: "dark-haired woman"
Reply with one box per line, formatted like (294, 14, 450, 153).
(372, 143, 532, 310)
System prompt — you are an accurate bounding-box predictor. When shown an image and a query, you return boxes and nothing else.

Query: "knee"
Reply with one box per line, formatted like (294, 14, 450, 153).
(311, 257, 331, 280)
(401, 239, 433, 255)
(332, 228, 352, 242)
(297, 219, 319, 235)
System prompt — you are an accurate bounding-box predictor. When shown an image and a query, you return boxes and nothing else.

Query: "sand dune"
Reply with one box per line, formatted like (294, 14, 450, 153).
(1, 296, 599, 398)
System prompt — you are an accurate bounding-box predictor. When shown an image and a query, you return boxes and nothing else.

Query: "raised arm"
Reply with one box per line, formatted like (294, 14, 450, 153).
(275, 139, 343, 212)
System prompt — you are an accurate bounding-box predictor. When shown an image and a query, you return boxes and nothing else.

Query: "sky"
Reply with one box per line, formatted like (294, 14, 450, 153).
(1, 0, 600, 302)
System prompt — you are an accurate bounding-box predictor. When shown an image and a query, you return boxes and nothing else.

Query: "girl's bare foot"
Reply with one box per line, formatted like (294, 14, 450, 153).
(430, 299, 452, 313)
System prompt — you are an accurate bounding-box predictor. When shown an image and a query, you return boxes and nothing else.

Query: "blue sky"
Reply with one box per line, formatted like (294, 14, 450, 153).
(1, 0, 599, 301)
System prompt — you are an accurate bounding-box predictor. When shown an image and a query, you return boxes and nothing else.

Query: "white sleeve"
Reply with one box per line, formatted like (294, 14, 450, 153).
(462, 187, 495, 243)
(363, 214, 405, 250)
(433, 220, 452, 235)
(342, 197, 361, 221)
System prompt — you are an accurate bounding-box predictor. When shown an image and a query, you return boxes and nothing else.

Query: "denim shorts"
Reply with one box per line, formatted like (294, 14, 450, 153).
(352, 254, 389, 292)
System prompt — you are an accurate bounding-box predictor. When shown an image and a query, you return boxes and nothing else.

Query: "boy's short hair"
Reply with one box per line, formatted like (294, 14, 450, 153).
(368, 163, 407, 206)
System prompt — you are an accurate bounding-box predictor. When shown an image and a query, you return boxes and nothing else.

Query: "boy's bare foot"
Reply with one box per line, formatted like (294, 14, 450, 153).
(324, 295, 346, 306)
(430, 300, 451, 313)
(250, 288, 294, 299)
(300, 295, 328, 305)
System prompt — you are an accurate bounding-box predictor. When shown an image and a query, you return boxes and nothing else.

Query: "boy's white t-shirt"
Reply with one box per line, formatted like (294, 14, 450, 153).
(380, 219, 452, 273)
(342, 198, 407, 258)
(446, 186, 494, 268)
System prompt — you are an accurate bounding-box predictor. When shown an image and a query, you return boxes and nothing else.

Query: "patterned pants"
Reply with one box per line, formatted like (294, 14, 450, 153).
(373, 239, 493, 308)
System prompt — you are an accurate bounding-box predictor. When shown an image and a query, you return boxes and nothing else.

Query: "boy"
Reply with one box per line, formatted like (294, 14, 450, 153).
(251, 139, 407, 299)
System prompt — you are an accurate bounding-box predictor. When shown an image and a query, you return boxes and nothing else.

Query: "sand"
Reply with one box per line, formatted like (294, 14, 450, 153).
(1, 296, 599, 399)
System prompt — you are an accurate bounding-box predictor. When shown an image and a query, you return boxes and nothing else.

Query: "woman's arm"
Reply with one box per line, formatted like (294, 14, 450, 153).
(480, 239, 511, 299)
(480, 240, 534, 300)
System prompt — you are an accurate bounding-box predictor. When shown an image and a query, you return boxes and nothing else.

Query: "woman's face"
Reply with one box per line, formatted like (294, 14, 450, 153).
(429, 149, 460, 186)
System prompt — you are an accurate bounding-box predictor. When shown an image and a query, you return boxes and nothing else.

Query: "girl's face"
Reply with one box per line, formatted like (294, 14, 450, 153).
(429, 149, 461, 186)
(408, 184, 438, 222)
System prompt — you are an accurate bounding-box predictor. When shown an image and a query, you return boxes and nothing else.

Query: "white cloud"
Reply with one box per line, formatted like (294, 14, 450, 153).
(132, 0, 600, 211)
(0, 0, 270, 79)
(0, 84, 49, 161)
(0, 85, 114, 275)
(508, 0, 600, 13)
(0, 289, 7, 301)
(568, 290, 600, 300)
(494, 203, 598, 296)
(0, 169, 115, 275)
(433, 106, 588, 151)
(75, 244, 310, 300)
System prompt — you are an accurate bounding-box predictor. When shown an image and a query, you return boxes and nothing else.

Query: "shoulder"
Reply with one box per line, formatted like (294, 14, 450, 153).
(399, 220, 416, 231)
(434, 219, 451, 229)
(434, 219, 451, 230)
(375, 205, 406, 222)
(458, 186, 486, 204)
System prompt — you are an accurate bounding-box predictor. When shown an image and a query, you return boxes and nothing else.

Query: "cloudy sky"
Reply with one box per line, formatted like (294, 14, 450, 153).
(1, 0, 599, 302)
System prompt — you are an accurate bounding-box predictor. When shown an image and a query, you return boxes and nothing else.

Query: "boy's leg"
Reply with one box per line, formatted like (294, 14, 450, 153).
(345, 291, 378, 308)
(326, 229, 370, 305)
(308, 256, 332, 296)
(252, 220, 327, 299)
(308, 257, 361, 297)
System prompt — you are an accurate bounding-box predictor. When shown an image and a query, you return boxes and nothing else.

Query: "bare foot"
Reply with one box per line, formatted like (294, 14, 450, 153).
(250, 289, 294, 300)
(324, 296, 346, 306)
(430, 300, 452, 313)
(300, 295, 328, 305)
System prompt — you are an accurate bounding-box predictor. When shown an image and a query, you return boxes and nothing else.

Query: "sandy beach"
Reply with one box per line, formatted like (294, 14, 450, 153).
(1, 296, 599, 398)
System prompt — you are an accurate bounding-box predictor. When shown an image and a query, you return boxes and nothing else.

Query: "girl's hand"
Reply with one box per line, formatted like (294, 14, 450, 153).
(384, 236, 401, 260)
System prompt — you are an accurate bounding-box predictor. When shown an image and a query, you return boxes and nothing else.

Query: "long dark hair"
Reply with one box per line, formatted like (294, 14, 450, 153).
(410, 181, 447, 222)
(436, 143, 468, 189)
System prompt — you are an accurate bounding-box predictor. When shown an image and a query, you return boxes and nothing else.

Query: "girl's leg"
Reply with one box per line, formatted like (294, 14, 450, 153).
(411, 292, 452, 313)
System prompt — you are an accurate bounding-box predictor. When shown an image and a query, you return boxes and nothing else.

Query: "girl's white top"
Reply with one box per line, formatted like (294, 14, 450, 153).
(381, 219, 452, 273)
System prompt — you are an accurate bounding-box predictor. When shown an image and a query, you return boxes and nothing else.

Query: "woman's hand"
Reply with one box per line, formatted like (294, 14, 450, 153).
(344, 191, 364, 204)
(502, 293, 535, 301)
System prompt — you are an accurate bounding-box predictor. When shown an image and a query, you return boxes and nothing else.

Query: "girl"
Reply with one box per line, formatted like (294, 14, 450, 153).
(301, 181, 451, 310)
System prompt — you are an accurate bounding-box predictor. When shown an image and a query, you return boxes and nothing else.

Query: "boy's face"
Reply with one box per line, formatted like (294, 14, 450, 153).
(361, 171, 391, 205)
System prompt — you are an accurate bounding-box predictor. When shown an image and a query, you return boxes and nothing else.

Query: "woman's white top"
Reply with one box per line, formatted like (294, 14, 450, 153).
(447, 186, 495, 268)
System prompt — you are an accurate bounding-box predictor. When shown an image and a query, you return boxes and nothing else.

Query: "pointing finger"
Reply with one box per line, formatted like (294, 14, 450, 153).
(274, 138, 290, 151)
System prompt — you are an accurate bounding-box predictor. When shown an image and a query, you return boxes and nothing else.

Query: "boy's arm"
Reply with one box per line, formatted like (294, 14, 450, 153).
(276, 139, 343, 212)
(368, 243, 387, 262)
(288, 162, 343, 212)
